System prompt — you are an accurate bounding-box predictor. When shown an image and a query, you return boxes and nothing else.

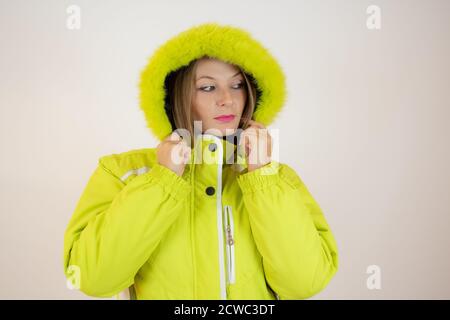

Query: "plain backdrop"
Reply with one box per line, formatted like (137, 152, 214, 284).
(1, 0, 449, 299)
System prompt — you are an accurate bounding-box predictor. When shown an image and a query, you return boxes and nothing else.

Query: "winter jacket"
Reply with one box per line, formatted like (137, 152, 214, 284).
(63, 22, 339, 300)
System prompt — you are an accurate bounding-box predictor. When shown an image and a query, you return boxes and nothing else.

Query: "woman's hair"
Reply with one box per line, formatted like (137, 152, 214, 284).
(164, 55, 260, 147)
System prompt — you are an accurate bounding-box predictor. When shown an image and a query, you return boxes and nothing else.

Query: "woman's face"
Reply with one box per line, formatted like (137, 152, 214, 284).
(192, 58, 247, 136)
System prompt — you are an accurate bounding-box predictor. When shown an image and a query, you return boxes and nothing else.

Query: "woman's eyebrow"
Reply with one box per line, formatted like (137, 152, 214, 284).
(196, 71, 242, 81)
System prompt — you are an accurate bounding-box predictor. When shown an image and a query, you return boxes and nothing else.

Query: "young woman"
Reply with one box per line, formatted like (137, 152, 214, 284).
(63, 23, 339, 300)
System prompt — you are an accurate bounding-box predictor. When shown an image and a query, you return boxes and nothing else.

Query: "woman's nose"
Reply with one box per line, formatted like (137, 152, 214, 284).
(217, 89, 233, 107)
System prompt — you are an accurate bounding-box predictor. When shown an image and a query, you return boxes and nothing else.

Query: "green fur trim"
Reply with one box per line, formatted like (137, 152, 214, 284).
(138, 22, 287, 141)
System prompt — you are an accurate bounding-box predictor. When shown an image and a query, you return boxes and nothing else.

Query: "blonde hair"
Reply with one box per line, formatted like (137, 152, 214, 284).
(164, 55, 260, 148)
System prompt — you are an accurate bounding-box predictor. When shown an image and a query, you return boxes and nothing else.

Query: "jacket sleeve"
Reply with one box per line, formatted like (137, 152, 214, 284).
(63, 156, 191, 298)
(237, 161, 338, 299)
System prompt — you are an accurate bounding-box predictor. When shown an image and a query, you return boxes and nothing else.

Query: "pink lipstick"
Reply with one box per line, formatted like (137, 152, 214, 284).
(214, 114, 235, 123)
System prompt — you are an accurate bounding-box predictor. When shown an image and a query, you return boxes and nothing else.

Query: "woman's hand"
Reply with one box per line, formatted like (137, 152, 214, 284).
(156, 131, 191, 177)
(239, 120, 272, 172)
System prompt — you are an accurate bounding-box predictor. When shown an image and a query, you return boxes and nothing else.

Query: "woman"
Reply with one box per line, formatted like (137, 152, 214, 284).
(63, 22, 339, 300)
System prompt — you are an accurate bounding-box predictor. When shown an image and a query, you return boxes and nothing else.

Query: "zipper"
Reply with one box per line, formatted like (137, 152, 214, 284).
(223, 205, 236, 284)
(203, 134, 227, 300)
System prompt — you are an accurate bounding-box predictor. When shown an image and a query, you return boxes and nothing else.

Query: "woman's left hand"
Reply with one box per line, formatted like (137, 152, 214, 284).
(239, 120, 272, 172)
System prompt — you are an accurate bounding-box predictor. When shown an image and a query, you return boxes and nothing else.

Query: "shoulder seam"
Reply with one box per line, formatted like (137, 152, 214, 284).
(98, 156, 124, 183)
(98, 148, 156, 183)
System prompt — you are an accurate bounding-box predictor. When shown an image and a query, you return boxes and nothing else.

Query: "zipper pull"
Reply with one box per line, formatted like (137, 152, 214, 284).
(226, 225, 234, 245)
(224, 205, 236, 285)
(225, 206, 234, 246)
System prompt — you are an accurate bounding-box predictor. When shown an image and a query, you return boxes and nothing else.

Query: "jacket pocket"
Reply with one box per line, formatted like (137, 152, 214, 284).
(223, 205, 236, 284)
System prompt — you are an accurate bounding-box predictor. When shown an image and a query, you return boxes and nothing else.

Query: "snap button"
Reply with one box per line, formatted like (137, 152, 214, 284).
(208, 143, 217, 152)
(205, 186, 215, 196)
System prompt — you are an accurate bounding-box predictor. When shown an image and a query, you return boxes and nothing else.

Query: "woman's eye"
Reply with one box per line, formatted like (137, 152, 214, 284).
(199, 82, 244, 92)
(232, 82, 244, 89)
(200, 86, 214, 92)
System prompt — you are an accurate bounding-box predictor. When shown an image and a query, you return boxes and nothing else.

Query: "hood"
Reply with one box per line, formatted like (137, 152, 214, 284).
(138, 22, 287, 142)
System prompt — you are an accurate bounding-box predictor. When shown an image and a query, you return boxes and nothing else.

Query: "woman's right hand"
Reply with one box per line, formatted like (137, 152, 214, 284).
(156, 131, 191, 177)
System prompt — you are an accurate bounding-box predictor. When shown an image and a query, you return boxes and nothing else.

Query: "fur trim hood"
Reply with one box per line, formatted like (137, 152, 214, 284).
(138, 22, 287, 141)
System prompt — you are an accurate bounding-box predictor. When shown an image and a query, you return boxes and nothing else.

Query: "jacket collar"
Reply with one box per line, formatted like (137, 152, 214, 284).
(190, 133, 247, 168)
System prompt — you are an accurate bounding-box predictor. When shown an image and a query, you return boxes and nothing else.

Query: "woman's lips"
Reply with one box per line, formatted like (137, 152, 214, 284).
(214, 115, 235, 123)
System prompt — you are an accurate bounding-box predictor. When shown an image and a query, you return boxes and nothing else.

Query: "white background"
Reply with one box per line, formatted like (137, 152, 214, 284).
(0, 0, 449, 299)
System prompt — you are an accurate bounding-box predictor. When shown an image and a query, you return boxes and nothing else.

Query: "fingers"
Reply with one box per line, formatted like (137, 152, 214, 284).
(161, 131, 191, 165)
(167, 131, 183, 142)
(170, 139, 191, 164)
(247, 119, 266, 129)
(238, 120, 272, 162)
(241, 120, 266, 144)
(238, 129, 257, 158)
(177, 144, 191, 160)
(166, 131, 189, 149)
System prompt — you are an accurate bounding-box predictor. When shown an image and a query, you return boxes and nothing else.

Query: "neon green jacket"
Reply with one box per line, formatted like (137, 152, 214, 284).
(63, 23, 338, 300)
